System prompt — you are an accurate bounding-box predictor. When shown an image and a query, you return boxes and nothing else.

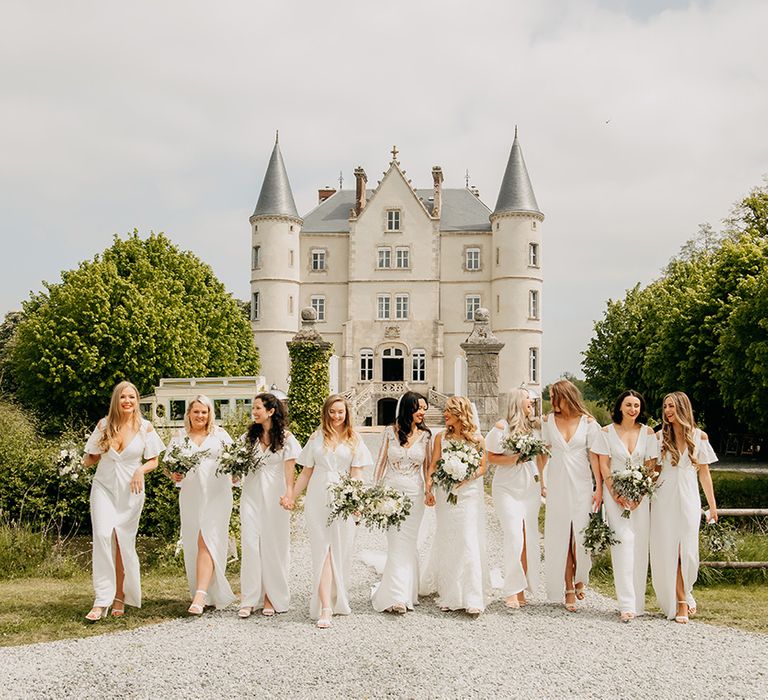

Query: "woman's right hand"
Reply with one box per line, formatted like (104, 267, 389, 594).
(170, 472, 184, 484)
(424, 491, 435, 507)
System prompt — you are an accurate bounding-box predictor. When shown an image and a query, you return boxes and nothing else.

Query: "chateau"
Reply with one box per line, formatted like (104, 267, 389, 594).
(249, 132, 543, 424)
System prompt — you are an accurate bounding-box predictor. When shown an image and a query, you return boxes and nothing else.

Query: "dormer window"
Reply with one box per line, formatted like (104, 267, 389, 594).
(386, 209, 401, 231)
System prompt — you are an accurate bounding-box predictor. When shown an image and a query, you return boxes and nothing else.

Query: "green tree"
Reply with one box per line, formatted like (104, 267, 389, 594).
(0, 310, 24, 394)
(9, 231, 259, 428)
(287, 340, 332, 445)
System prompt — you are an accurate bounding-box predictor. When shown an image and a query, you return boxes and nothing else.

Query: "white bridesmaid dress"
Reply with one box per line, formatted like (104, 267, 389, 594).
(298, 431, 373, 620)
(371, 425, 430, 612)
(85, 418, 165, 608)
(239, 431, 302, 612)
(169, 426, 236, 609)
(650, 429, 717, 619)
(485, 421, 542, 598)
(592, 424, 658, 616)
(541, 414, 600, 603)
(421, 434, 490, 611)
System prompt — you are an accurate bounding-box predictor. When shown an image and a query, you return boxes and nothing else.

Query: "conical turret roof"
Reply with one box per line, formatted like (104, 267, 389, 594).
(493, 129, 541, 216)
(253, 134, 300, 219)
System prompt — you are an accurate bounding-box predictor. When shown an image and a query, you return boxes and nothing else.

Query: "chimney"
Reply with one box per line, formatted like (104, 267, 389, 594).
(354, 167, 367, 215)
(318, 187, 336, 204)
(432, 166, 443, 218)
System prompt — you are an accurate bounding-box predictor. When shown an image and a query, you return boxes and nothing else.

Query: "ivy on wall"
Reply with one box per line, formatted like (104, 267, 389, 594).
(287, 340, 332, 445)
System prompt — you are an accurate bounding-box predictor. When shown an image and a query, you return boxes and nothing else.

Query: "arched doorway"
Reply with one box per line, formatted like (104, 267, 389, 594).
(381, 347, 404, 381)
(377, 398, 397, 426)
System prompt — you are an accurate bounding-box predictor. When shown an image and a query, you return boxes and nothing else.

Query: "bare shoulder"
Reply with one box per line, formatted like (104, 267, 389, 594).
(542, 414, 549, 423)
(586, 416, 595, 424)
(646, 427, 655, 436)
(601, 425, 609, 433)
(700, 430, 709, 441)
(494, 420, 505, 430)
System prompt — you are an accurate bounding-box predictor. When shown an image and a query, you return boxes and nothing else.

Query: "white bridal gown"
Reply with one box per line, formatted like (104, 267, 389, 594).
(541, 414, 601, 603)
(84, 419, 165, 608)
(169, 427, 236, 609)
(650, 429, 717, 619)
(371, 426, 430, 612)
(592, 424, 658, 616)
(240, 431, 302, 612)
(421, 434, 490, 611)
(485, 421, 542, 598)
(298, 431, 373, 620)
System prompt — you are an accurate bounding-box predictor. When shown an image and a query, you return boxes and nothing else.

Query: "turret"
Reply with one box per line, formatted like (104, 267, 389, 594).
(489, 128, 544, 393)
(249, 133, 302, 388)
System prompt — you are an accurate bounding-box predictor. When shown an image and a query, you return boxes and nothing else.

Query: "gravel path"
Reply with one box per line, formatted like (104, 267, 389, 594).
(1, 451, 766, 699)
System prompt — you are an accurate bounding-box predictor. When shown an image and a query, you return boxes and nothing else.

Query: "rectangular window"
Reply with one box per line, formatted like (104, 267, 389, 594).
(289, 249, 294, 267)
(395, 247, 410, 268)
(360, 349, 374, 381)
(496, 247, 500, 266)
(235, 398, 253, 413)
(529, 290, 540, 319)
(288, 295, 294, 315)
(465, 295, 481, 321)
(170, 400, 186, 421)
(377, 247, 392, 269)
(466, 247, 481, 270)
(214, 398, 230, 420)
(386, 209, 401, 231)
(252, 245, 261, 270)
(377, 294, 391, 320)
(529, 242, 539, 267)
(311, 249, 326, 271)
(252, 291, 260, 320)
(412, 349, 426, 382)
(529, 347, 539, 383)
(311, 295, 326, 321)
(395, 294, 409, 320)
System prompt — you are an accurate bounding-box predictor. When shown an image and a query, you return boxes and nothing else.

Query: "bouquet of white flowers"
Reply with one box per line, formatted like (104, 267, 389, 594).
(611, 458, 658, 518)
(581, 508, 620, 555)
(433, 438, 483, 505)
(501, 432, 551, 463)
(326, 475, 366, 526)
(360, 483, 412, 531)
(216, 437, 266, 480)
(163, 437, 210, 485)
(700, 519, 738, 559)
(55, 439, 88, 481)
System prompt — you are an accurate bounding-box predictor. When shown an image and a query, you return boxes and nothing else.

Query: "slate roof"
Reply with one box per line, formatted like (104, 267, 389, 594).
(252, 139, 300, 219)
(493, 131, 541, 215)
(301, 188, 492, 233)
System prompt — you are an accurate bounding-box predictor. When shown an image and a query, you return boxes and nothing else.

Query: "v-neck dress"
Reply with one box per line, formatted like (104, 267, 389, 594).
(650, 429, 717, 619)
(239, 431, 302, 612)
(540, 414, 600, 602)
(370, 425, 431, 612)
(169, 427, 235, 609)
(84, 418, 165, 608)
(592, 424, 658, 615)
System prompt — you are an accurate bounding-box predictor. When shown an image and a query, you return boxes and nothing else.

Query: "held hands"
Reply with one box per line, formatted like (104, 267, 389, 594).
(591, 490, 603, 512)
(279, 492, 295, 511)
(130, 468, 145, 495)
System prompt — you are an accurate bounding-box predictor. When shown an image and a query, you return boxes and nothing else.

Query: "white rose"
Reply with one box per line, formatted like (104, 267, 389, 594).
(443, 456, 466, 480)
(377, 498, 397, 516)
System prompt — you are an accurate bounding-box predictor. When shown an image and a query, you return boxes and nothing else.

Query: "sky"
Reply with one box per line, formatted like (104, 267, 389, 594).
(1, 0, 767, 384)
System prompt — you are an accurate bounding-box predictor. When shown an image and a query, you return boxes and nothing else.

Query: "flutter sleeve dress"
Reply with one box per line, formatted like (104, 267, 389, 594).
(85, 418, 165, 609)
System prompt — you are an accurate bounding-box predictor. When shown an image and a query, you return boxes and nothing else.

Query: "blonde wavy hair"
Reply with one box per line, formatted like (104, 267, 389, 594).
(98, 380, 142, 451)
(444, 396, 481, 447)
(320, 394, 357, 447)
(549, 379, 592, 418)
(184, 395, 216, 435)
(506, 387, 540, 435)
(661, 391, 697, 467)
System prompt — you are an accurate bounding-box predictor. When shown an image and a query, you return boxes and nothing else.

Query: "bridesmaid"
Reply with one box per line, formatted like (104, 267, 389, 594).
(485, 387, 543, 609)
(238, 393, 301, 618)
(540, 379, 602, 611)
(166, 394, 235, 615)
(592, 390, 658, 622)
(82, 380, 165, 621)
(371, 391, 431, 614)
(292, 394, 373, 629)
(650, 391, 718, 624)
(423, 396, 490, 616)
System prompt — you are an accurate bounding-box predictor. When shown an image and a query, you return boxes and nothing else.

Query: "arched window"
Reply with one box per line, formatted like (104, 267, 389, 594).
(360, 348, 374, 381)
(412, 349, 426, 382)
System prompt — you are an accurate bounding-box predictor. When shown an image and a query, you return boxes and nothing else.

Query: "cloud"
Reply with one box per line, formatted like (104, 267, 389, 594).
(1, 0, 767, 384)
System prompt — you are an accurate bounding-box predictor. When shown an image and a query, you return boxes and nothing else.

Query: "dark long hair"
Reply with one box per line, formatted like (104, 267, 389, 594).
(611, 389, 648, 425)
(248, 393, 286, 453)
(395, 391, 430, 446)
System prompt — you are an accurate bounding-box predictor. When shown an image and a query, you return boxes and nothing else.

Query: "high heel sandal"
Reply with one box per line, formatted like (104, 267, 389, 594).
(261, 606, 275, 617)
(675, 600, 689, 624)
(620, 611, 635, 623)
(111, 598, 125, 618)
(188, 590, 207, 616)
(564, 589, 577, 612)
(390, 603, 407, 614)
(574, 583, 586, 600)
(504, 596, 520, 609)
(316, 608, 333, 629)
(85, 606, 109, 623)
(466, 608, 482, 618)
(238, 606, 254, 619)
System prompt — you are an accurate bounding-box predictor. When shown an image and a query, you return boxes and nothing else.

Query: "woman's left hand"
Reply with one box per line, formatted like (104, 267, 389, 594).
(130, 468, 145, 494)
(707, 507, 718, 523)
(279, 492, 294, 510)
(592, 490, 602, 512)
